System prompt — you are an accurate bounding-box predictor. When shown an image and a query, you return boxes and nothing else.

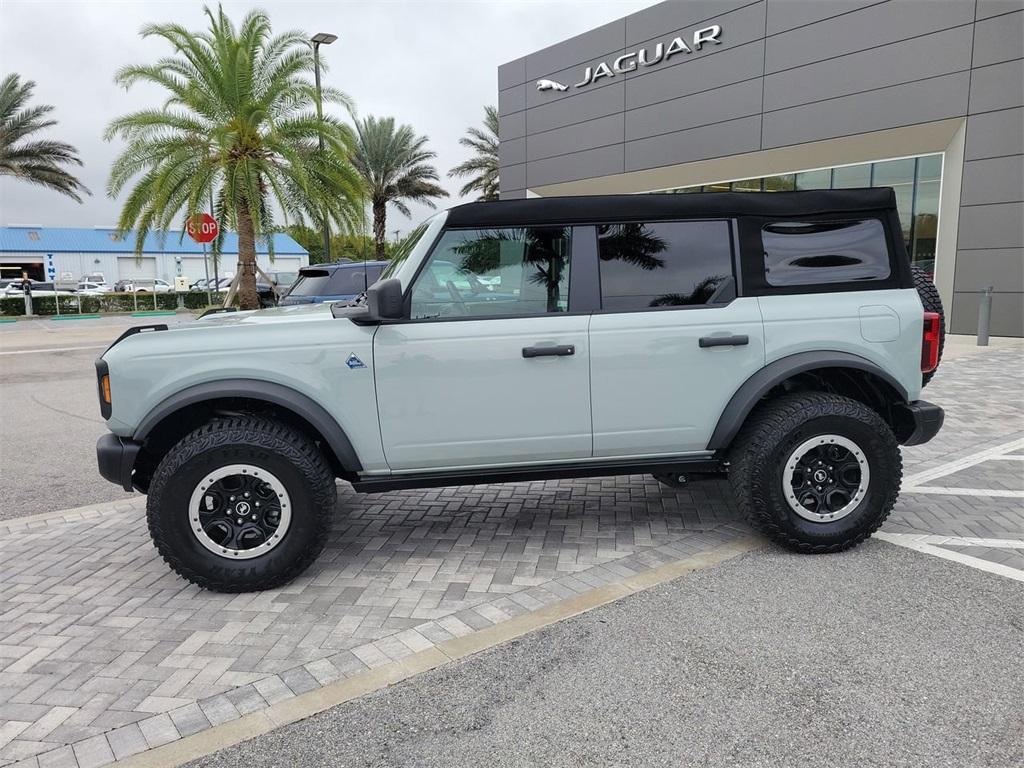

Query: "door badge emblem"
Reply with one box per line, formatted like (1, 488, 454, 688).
(346, 353, 366, 369)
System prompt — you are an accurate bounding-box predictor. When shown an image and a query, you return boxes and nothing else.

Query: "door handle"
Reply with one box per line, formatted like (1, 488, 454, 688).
(698, 334, 749, 348)
(522, 344, 575, 358)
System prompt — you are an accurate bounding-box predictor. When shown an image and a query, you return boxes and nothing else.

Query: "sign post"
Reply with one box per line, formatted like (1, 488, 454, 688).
(187, 214, 219, 306)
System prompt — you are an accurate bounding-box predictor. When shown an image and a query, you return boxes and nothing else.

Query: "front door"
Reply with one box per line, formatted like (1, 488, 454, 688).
(587, 219, 765, 457)
(374, 224, 592, 471)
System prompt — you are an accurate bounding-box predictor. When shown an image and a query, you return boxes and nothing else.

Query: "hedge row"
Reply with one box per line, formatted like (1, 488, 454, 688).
(0, 291, 230, 316)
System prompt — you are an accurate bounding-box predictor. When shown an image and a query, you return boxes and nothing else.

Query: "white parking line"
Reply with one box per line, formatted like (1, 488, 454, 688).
(0, 344, 106, 355)
(876, 532, 1024, 583)
(883, 534, 1024, 549)
(902, 486, 1024, 499)
(903, 437, 1024, 487)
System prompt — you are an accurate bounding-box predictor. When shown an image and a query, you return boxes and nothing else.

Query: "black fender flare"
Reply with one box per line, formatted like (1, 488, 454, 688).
(706, 351, 909, 452)
(134, 379, 363, 472)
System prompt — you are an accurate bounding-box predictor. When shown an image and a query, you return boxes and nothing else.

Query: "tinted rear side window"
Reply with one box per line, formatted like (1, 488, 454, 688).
(762, 219, 890, 287)
(597, 220, 734, 310)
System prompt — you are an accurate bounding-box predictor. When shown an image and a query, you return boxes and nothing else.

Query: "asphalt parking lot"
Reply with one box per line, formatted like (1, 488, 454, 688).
(0, 316, 1022, 768)
(0, 315, 195, 518)
(189, 542, 1024, 768)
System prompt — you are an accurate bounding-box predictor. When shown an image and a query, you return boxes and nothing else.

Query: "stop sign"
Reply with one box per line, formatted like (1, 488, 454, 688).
(186, 213, 219, 243)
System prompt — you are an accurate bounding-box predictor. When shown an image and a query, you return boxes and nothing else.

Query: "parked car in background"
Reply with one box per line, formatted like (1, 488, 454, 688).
(3, 280, 75, 296)
(2, 279, 30, 295)
(78, 281, 111, 294)
(137, 279, 172, 293)
(279, 261, 388, 306)
(80, 273, 107, 285)
(112, 279, 173, 293)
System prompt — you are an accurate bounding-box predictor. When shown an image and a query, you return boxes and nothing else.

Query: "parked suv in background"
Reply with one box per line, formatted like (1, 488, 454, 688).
(95, 189, 945, 592)
(279, 261, 388, 305)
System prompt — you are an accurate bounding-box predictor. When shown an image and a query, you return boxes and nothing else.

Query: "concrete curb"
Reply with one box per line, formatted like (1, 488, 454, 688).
(0, 497, 143, 535)
(111, 536, 762, 768)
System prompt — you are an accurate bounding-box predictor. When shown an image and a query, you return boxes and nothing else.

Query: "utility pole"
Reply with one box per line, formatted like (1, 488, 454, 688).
(311, 32, 337, 263)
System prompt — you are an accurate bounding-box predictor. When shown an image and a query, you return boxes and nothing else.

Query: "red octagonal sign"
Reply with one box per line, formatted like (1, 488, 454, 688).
(186, 213, 219, 243)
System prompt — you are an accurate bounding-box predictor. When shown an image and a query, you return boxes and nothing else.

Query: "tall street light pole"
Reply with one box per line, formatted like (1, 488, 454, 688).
(311, 32, 337, 264)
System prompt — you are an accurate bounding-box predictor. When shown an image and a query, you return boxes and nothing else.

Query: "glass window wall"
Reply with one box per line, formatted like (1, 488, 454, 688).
(659, 154, 942, 270)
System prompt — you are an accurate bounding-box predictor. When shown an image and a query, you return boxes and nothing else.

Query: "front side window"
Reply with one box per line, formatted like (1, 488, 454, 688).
(410, 226, 571, 319)
(597, 220, 734, 310)
(762, 219, 890, 286)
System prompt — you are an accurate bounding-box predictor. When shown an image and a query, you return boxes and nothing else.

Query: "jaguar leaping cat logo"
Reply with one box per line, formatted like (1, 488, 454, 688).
(536, 79, 568, 92)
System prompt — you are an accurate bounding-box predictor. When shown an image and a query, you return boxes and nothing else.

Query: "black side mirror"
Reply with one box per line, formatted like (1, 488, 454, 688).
(365, 278, 404, 322)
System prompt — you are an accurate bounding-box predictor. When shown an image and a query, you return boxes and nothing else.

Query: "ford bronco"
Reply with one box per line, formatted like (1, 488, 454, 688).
(95, 189, 945, 592)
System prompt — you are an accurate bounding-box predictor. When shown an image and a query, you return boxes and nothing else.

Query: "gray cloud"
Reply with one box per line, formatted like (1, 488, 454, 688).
(0, 0, 651, 237)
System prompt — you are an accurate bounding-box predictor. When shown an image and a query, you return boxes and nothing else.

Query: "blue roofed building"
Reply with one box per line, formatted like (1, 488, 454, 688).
(0, 226, 309, 284)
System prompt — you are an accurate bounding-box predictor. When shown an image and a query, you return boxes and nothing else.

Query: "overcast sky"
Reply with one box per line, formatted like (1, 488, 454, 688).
(0, 0, 652, 237)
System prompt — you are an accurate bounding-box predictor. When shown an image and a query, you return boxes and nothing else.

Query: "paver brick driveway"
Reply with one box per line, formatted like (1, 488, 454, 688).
(1, 344, 1022, 768)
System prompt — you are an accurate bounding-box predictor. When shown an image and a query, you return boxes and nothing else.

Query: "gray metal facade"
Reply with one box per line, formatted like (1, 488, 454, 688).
(498, 0, 1024, 336)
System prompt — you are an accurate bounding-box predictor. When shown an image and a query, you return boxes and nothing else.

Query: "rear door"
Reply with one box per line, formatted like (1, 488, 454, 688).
(588, 220, 765, 457)
(373, 225, 592, 471)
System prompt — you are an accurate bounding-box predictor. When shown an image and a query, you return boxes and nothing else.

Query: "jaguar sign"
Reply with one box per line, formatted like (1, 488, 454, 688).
(536, 24, 723, 92)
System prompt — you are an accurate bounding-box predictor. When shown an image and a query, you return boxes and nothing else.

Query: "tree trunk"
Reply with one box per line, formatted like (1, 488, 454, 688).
(372, 197, 387, 260)
(236, 204, 260, 310)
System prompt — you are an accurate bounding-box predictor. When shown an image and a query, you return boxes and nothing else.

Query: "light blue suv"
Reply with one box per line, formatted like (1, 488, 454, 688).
(95, 189, 945, 591)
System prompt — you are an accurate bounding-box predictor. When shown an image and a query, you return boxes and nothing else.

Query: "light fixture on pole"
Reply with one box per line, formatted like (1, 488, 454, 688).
(311, 32, 338, 263)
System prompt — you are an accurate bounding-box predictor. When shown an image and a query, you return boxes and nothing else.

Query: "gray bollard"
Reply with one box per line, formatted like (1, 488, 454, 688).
(977, 286, 993, 346)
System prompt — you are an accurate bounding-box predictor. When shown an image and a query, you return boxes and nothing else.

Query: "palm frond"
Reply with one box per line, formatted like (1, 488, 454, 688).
(447, 105, 499, 201)
(0, 73, 89, 201)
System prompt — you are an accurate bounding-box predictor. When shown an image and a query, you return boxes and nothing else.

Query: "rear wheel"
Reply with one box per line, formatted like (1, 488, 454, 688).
(146, 416, 336, 592)
(911, 264, 945, 386)
(729, 392, 901, 553)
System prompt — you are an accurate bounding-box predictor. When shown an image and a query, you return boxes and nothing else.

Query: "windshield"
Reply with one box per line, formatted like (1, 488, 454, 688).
(379, 211, 447, 290)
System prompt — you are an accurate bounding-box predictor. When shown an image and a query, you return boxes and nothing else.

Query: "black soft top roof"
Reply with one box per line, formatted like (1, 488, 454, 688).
(444, 188, 897, 228)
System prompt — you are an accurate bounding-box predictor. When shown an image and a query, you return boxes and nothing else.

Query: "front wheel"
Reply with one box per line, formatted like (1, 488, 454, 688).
(146, 416, 337, 592)
(729, 392, 901, 553)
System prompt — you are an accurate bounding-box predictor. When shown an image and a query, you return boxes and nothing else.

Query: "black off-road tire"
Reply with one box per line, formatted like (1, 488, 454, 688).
(147, 416, 337, 592)
(729, 392, 902, 554)
(911, 264, 945, 387)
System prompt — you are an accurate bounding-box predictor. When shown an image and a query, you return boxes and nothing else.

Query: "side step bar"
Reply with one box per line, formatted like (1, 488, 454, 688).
(351, 456, 725, 493)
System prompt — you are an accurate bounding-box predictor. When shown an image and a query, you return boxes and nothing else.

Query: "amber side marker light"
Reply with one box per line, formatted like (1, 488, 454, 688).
(101, 374, 112, 404)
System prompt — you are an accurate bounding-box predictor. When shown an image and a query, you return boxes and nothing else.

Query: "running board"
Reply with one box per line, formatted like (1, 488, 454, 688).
(351, 456, 724, 493)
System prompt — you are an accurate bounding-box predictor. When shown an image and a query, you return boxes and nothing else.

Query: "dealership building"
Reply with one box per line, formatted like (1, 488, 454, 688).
(0, 227, 308, 285)
(498, 0, 1024, 335)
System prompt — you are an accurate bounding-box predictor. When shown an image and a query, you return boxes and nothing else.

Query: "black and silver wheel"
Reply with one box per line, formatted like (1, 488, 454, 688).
(782, 435, 869, 523)
(188, 464, 291, 559)
(729, 392, 901, 553)
(147, 417, 336, 592)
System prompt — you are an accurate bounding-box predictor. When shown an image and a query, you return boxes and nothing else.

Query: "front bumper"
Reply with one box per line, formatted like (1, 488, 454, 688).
(894, 400, 945, 446)
(97, 434, 142, 491)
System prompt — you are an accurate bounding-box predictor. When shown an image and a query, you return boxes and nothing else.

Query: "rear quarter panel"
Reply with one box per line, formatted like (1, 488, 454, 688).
(757, 288, 924, 401)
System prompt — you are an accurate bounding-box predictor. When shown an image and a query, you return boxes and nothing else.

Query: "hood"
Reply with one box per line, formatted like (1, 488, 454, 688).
(103, 300, 369, 363)
(190, 302, 335, 327)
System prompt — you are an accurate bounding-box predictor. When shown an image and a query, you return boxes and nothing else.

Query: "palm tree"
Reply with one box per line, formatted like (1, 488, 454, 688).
(448, 105, 499, 201)
(0, 74, 89, 201)
(350, 115, 447, 259)
(105, 6, 364, 309)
